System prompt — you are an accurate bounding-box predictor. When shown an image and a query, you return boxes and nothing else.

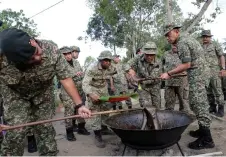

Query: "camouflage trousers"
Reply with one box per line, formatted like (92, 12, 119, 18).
(0, 85, 58, 156)
(188, 70, 211, 128)
(139, 84, 161, 109)
(87, 98, 111, 131)
(207, 75, 225, 107)
(87, 86, 111, 131)
(27, 87, 56, 136)
(59, 92, 85, 129)
(108, 87, 132, 109)
(165, 86, 189, 112)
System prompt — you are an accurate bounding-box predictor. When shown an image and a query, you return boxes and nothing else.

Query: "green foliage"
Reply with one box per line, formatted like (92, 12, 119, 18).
(86, 0, 220, 60)
(83, 56, 97, 71)
(0, 9, 39, 37)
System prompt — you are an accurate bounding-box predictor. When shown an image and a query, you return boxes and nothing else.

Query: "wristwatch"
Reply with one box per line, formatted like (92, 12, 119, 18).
(221, 67, 225, 70)
(75, 103, 85, 109)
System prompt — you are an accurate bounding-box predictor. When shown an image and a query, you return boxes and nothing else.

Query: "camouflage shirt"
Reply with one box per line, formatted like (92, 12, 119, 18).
(202, 42, 223, 70)
(82, 62, 117, 96)
(176, 34, 210, 80)
(162, 50, 183, 86)
(111, 62, 127, 92)
(0, 41, 74, 98)
(60, 59, 84, 96)
(128, 54, 162, 86)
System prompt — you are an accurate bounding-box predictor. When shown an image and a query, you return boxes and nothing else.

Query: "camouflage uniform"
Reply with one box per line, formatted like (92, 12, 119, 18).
(162, 50, 189, 112)
(222, 53, 226, 99)
(82, 52, 116, 131)
(201, 30, 225, 116)
(82, 51, 116, 148)
(110, 61, 132, 109)
(0, 40, 74, 155)
(128, 42, 162, 108)
(164, 24, 214, 150)
(59, 47, 85, 129)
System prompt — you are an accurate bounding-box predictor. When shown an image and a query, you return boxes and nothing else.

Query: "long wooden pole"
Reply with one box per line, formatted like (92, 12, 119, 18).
(1, 108, 141, 131)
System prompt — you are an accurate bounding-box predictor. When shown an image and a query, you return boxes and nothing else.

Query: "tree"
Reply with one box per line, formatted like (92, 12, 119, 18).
(0, 9, 39, 37)
(86, 0, 221, 60)
(83, 56, 97, 71)
(86, 0, 183, 59)
(222, 39, 226, 51)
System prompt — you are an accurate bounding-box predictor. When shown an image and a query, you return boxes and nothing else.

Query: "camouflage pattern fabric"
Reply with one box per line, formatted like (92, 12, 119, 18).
(176, 34, 211, 128)
(109, 62, 132, 108)
(223, 53, 226, 99)
(202, 42, 225, 108)
(162, 50, 189, 111)
(60, 59, 85, 128)
(82, 62, 116, 130)
(128, 54, 162, 108)
(0, 41, 74, 156)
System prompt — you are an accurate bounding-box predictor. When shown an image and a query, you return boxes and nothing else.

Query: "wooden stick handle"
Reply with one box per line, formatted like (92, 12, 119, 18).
(2, 108, 141, 131)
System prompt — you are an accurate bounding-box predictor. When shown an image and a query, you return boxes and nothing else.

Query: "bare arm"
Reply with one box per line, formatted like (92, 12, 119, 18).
(168, 62, 191, 76)
(219, 55, 225, 69)
(60, 77, 82, 106)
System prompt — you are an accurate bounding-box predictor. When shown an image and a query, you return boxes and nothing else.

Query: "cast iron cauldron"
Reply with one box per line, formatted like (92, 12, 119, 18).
(103, 109, 194, 150)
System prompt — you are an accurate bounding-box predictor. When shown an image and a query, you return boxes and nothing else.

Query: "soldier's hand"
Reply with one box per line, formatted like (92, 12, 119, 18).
(160, 73, 170, 80)
(110, 85, 115, 92)
(89, 93, 100, 103)
(219, 70, 226, 77)
(0, 124, 9, 132)
(128, 69, 136, 76)
(78, 106, 91, 118)
(76, 71, 83, 76)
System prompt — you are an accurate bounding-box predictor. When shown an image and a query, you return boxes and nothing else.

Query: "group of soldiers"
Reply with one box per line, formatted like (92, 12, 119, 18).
(0, 22, 225, 156)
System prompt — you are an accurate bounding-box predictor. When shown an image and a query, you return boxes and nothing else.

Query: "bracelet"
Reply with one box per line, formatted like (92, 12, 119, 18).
(167, 71, 171, 76)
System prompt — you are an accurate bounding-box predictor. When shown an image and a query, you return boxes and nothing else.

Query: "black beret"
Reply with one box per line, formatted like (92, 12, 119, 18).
(0, 28, 36, 63)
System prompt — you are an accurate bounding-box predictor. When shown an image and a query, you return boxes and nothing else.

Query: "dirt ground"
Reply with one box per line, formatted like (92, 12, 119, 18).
(23, 90, 226, 156)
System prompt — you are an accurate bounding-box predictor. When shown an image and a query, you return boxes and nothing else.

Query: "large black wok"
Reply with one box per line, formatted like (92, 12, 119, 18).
(103, 109, 194, 150)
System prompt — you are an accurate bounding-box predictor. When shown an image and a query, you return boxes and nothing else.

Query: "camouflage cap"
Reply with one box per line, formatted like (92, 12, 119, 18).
(70, 46, 80, 52)
(142, 42, 157, 55)
(201, 30, 213, 37)
(97, 50, 113, 60)
(58, 46, 72, 54)
(163, 23, 181, 35)
(122, 64, 132, 72)
(113, 54, 120, 58)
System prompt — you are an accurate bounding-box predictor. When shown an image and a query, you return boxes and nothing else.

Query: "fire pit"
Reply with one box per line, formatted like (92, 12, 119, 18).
(103, 109, 194, 156)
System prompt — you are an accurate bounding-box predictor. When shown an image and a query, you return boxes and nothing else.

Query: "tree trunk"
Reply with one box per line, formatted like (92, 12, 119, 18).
(184, 0, 213, 33)
(166, 0, 173, 23)
(132, 32, 136, 58)
(113, 44, 116, 55)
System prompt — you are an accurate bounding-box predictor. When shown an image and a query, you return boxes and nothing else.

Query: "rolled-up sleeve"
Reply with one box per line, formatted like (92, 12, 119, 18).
(215, 43, 223, 57)
(82, 66, 93, 95)
(178, 43, 192, 63)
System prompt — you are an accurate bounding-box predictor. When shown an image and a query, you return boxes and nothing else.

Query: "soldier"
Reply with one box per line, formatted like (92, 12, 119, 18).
(0, 28, 91, 156)
(162, 44, 189, 112)
(201, 30, 225, 117)
(59, 46, 90, 141)
(222, 53, 226, 100)
(110, 54, 132, 109)
(161, 23, 214, 149)
(82, 50, 116, 148)
(128, 42, 162, 108)
(69, 46, 90, 134)
(136, 48, 143, 55)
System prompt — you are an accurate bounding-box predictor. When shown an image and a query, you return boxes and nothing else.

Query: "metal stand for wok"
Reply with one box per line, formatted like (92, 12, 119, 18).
(121, 136, 185, 156)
